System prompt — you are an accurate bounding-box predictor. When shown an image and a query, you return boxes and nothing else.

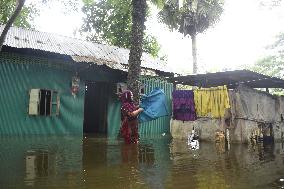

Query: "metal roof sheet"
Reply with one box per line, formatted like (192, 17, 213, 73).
(170, 70, 284, 88)
(0, 25, 173, 73)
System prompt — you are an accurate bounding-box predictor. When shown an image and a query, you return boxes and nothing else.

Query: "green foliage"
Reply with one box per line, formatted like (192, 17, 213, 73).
(251, 56, 284, 78)
(81, 0, 161, 57)
(249, 33, 284, 78)
(259, 0, 283, 8)
(0, 0, 38, 28)
(82, 0, 94, 5)
(159, 0, 224, 36)
(41, 0, 81, 14)
(150, 0, 166, 8)
(158, 0, 224, 73)
(0, 0, 80, 29)
(249, 32, 284, 95)
(143, 35, 161, 57)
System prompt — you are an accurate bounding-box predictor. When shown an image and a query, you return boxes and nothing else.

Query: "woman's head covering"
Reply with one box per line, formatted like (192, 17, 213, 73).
(120, 90, 133, 103)
(120, 90, 137, 120)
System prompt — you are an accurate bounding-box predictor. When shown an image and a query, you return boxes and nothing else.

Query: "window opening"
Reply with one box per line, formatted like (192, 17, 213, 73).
(28, 89, 60, 116)
(39, 90, 51, 116)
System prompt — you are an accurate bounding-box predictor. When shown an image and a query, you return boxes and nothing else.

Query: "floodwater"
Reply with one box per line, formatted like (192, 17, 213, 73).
(1, 135, 284, 189)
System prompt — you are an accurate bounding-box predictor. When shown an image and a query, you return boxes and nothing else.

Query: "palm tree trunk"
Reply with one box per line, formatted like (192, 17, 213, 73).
(191, 34, 197, 74)
(127, 0, 147, 103)
(0, 0, 26, 52)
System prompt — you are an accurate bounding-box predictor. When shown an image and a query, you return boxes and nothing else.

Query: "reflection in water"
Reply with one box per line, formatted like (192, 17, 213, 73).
(256, 142, 276, 162)
(1, 136, 284, 189)
(121, 143, 139, 164)
(138, 144, 155, 165)
(215, 141, 226, 155)
(0, 136, 83, 188)
(25, 150, 50, 186)
(138, 140, 171, 189)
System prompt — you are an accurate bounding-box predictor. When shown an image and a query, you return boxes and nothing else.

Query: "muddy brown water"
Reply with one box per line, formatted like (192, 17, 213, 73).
(0, 135, 284, 189)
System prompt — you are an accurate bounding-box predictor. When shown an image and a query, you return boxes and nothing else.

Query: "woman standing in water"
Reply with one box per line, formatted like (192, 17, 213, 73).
(120, 90, 144, 144)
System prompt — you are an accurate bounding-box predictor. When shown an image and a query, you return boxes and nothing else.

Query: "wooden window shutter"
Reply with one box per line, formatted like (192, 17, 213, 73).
(51, 91, 60, 116)
(28, 89, 40, 115)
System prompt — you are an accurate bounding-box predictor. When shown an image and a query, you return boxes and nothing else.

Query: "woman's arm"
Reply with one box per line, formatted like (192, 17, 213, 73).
(129, 108, 144, 117)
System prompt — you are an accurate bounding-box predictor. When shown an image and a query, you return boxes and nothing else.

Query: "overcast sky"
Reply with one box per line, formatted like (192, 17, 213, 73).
(30, 0, 284, 74)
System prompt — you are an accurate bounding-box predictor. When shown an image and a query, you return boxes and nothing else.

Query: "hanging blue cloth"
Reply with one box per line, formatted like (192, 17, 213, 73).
(138, 88, 170, 123)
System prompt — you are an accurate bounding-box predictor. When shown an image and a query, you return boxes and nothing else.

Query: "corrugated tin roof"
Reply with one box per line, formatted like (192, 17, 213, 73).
(170, 69, 284, 88)
(0, 25, 172, 73)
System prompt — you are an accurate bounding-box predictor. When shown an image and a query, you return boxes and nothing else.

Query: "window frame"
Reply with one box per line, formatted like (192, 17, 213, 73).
(28, 89, 60, 116)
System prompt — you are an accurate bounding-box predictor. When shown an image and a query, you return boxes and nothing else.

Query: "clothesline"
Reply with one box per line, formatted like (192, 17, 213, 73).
(195, 88, 229, 91)
(172, 85, 230, 121)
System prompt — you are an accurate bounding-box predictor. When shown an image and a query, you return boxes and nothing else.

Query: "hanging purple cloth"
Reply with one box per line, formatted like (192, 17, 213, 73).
(172, 90, 197, 121)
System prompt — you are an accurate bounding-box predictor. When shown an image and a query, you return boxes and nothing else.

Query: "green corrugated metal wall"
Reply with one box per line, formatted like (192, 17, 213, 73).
(107, 93, 121, 138)
(139, 77, 173, 137)
(107, 77, 173, 139)
(0, 53, 85, 136)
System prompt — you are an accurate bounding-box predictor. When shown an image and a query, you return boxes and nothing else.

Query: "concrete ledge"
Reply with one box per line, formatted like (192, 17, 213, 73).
(170, 118, 223, 142)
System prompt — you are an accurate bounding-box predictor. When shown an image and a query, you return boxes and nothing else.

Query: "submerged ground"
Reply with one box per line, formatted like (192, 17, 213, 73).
(0, 135, 284, 189)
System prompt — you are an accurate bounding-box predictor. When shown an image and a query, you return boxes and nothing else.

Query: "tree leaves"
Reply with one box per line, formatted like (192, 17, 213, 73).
(249, 32, 284, 94)
(0, 0, 38, 28)
(81, 0, 161, 57)
(159, 0, 224, 36)
(0, 0, 80, 29)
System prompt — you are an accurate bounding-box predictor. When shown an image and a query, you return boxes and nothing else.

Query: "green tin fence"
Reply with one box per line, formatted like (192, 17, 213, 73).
(107, 76, 173, 139)
(139, 77, 173, 138)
